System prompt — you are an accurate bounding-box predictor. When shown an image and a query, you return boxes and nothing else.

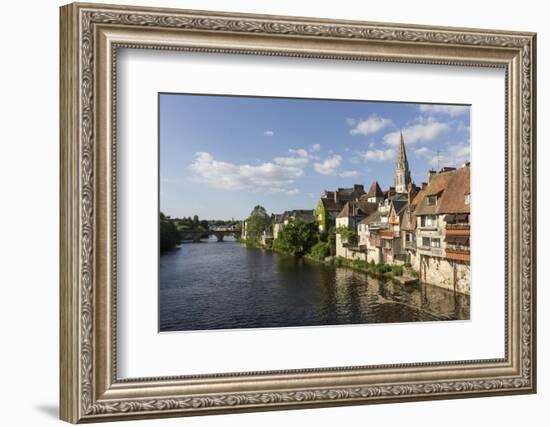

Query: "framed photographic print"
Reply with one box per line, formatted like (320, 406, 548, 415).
(60, 2, 537, 423)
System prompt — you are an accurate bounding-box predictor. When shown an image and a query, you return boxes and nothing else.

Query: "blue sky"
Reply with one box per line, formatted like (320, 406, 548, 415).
(160, 94, 470, 220)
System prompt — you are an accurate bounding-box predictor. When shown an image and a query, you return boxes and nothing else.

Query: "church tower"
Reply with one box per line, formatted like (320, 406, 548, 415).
(395, 130, 411, 193)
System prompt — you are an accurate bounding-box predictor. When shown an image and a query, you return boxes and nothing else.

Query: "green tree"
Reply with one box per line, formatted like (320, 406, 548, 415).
(246, 205, 269, 242)
(159, 212, 180, 252)
(335, 225, 357, 245)
(272, 218, 319, 256)
(309, 241, 330, 261)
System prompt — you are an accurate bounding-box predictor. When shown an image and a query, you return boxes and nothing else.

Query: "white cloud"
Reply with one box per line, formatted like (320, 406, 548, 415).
(263, 130, 274, 136)
(340, 170, 360, 177)
(310, 143, 321, 151)
(414, 143, 470, 168)
(419, 104, 469, 117)
(286, 189, 300, 195)
(360, 148, 395, 162)
(414, 146, 435, 158)
(449, 144, 470, 158)
(190, 152, 303, 191)
(383, 120, 450, 146)
(273, 148, 309, 166)
(349, 114, 392, 136)
(313, 154, 342, 175)
(414, 143, 470, 169)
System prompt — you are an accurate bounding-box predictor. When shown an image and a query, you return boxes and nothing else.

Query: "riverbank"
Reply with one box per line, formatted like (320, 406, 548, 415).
(242, 240, 410, 284)
(242, 241, 470, 296)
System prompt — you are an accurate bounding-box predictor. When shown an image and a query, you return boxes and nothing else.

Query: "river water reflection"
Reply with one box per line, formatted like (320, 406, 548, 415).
(160, 239, 469, 332)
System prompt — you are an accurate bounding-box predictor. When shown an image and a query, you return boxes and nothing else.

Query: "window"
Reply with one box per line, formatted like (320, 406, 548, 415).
(422, 237, 430, 247)
(420, 215, 437, 228)
(431, 238, 441, 248)
(427, 195, 437, 205)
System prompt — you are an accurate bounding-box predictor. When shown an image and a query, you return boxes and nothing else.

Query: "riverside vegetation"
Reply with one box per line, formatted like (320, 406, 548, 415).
(241, 205, 406, 281)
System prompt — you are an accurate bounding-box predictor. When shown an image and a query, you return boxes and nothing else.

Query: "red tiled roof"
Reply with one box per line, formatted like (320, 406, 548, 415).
(437, 166, 470, 214)
(414, 170, 456, 216)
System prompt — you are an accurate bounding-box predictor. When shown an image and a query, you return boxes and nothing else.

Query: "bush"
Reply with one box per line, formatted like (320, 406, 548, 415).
(373, 262, 391, 274)
(333, 256, 347, 267)
(309, 241, 330, 261)
(391, 265, 404, 276)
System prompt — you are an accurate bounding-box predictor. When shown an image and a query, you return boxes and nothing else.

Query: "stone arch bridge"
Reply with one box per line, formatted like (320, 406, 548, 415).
(180, 228, 241, 243)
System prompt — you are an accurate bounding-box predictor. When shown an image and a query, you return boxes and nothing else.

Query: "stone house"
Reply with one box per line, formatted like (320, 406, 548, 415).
(401, 183, 426, 268)
(315, 184, 365, 232)
(335, 198, 377, 259)
(357, 210, 384, 263)
(414, 165, 471, 294)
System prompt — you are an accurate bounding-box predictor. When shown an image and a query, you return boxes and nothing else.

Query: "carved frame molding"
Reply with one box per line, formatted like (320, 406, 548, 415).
(60, 2, 536, 423)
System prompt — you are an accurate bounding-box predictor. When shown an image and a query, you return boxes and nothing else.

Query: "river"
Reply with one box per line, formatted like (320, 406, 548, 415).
(159, 238, 470, 332)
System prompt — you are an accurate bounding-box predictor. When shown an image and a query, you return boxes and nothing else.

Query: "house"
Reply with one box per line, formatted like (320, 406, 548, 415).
(271, 209, 316, 241)
(263, 213, 283, 244)
(379, 194, 409, 264)
(401, 182, 427, 267)
(357, 210, 384, 263)
(414, 165, 470, 294)
(315, 184, 365, 232)
(365, 180, 385, 204)
(334, 198, 378, 259)
(438, 164, 471, 294)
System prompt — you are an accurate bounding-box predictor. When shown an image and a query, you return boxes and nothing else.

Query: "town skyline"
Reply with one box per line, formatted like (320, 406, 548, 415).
(160, 94, 470, 220)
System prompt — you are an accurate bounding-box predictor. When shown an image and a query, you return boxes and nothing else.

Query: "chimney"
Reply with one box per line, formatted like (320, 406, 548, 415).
(354, 184, 365, 193)
(421, 182, 428, 190)
(428, 169, 436, 182)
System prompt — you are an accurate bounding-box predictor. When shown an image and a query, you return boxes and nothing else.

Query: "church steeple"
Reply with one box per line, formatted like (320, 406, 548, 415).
(395, 130, 411, 193)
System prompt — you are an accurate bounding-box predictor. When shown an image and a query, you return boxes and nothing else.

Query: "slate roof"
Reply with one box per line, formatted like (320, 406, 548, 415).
(360, 210, 382, 225)
(366, 181, 384, 198)
(337, 199, 378, 219)
(320, 197, 345, 212)
(284, 209, 316, 223)
(391, 200, 408, 217)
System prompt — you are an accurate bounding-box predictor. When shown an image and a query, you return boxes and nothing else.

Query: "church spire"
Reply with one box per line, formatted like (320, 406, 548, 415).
(397, 130, 408, 169)
(395, 130, 411, 193)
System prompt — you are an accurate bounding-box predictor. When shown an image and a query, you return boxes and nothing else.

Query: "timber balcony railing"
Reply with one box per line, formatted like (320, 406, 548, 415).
(380, 229, 399, 238)
(446, 223, 470, 236)
(446, 246, 470, 262)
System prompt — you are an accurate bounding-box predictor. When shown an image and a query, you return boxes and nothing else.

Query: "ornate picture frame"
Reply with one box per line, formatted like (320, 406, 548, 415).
(60, 2, 536, 423)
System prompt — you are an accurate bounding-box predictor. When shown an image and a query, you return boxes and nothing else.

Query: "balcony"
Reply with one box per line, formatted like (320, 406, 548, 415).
(446, 224, 470, 237)
(380, 229, 398, 238)
(446, 247, 470, 262)
(417, 246, 444, 257)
